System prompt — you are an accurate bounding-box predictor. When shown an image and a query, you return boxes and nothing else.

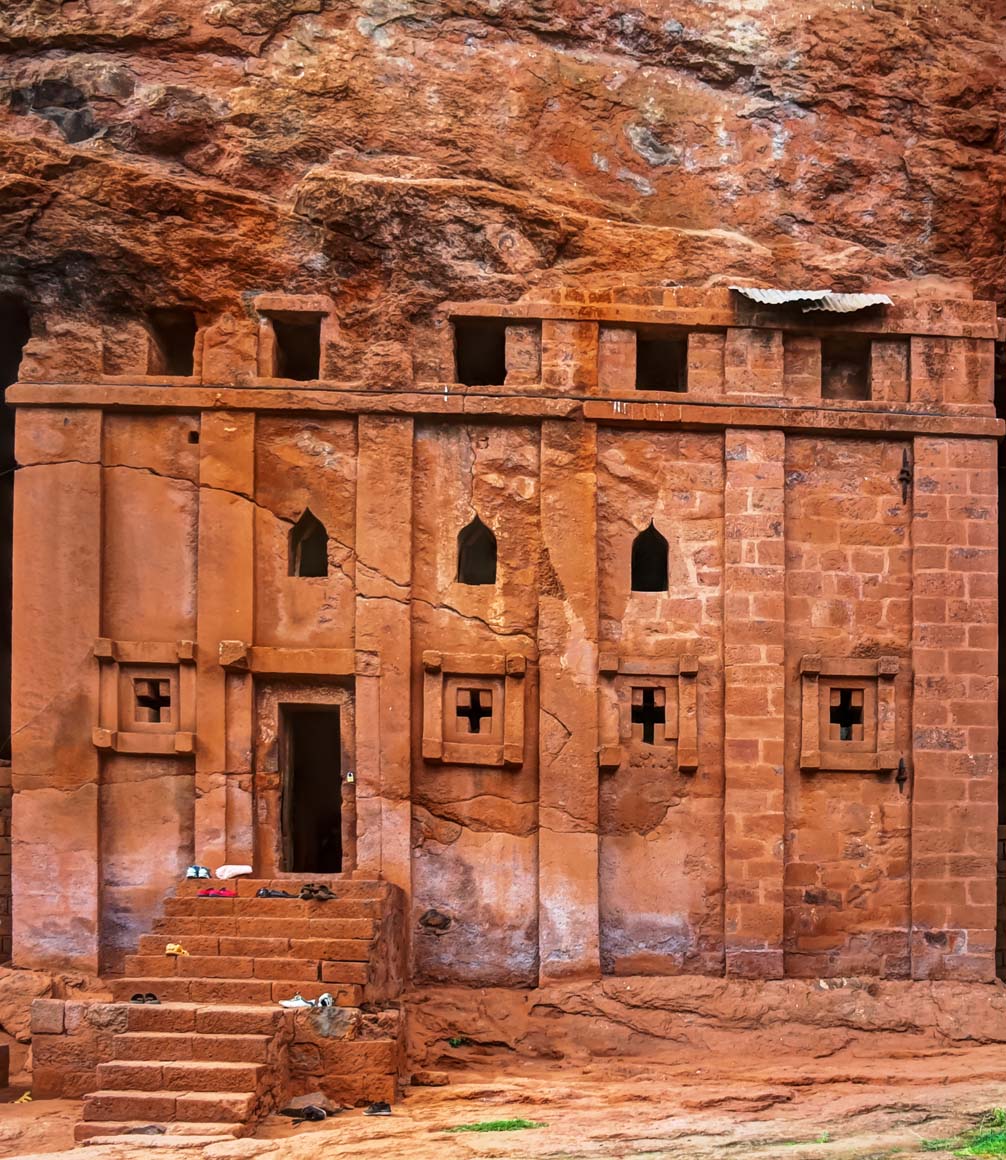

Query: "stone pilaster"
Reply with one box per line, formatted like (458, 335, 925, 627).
(537, 419, 600, 981)
(910, 436, 998, 979)
(722, 429, 786, 977)
(11, 408, 103, 972)
(195, 412, 255, 868)
(354, 415, 413, 894)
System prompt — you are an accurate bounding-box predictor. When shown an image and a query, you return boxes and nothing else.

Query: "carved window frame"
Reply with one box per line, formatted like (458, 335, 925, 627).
(597, 652, 699, 773)
(799, 654, 900, 773)
(93, 638, 196, 756)
(422, 650, 527, 768)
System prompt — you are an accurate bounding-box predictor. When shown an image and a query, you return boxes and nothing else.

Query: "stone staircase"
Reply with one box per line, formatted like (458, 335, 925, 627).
(69, 877, 405, 1145)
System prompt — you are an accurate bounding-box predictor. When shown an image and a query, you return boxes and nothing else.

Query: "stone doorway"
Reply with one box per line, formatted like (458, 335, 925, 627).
(282, 705, 343, 873)
(253, 679, 356, 877)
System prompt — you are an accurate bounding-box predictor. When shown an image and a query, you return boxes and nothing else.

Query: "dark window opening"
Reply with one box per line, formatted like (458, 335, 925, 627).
(631, 521, 668, 592)
(821, 335, 871, 400)
(829, 687, 864, 742)
(273, 316, 321, 381)
(187, 429, 200, 444)
(147, 308, 197, 377)
(283, 706, 342, 874)
(457, 514, 497, 585)
(454, 318, 507, 387)
(631, 687, 666, 745)
(0, 298, 30, 763)
(636, 329, 688, 392)
(133, 677, 172, 724)
(289, 509, 328, 577)
(456, 688, 493, 735)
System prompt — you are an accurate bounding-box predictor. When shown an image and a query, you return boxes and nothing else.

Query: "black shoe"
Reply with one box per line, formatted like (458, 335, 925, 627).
(257, 888, 297, 898)
(364, 1101, 392, 1116)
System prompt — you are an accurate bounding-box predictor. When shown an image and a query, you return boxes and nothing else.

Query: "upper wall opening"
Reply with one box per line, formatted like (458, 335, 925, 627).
(454, 318, 507, 386)
(147, 308, 197, 377)
(821, 334, 871, 400)
(635, 327, 688, 392)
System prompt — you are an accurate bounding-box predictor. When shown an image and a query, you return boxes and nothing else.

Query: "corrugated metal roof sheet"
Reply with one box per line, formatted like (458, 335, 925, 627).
(730, 287, 893, 313)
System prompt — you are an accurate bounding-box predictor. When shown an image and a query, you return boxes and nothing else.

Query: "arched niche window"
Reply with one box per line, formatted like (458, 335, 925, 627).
(289, 508, 328, 577)
(631, 521, 668, 592)
(457, 514, 497, 585)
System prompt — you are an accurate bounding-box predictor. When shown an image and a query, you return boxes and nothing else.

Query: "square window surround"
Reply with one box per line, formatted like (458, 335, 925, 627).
(597, 653, 699, 773)
(93, 638, 196, 756)
(799, 654, 900, 773)
(422, 650, 527, 767)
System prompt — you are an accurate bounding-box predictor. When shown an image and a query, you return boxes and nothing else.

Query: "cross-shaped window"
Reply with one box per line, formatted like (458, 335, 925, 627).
(134, 678, 172, 724)
(630, 686, 666, 745)
(829, 687, 863, 742)
(456, 688, 493, 735)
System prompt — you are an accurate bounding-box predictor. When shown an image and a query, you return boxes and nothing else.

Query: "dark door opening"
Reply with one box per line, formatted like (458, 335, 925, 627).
(282, 706, 343, 873)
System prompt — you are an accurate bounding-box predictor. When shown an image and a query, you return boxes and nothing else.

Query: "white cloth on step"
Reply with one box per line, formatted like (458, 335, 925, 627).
(215, 863, 253, 880)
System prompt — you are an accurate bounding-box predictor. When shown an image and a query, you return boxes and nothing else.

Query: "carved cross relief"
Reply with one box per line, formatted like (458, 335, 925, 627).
(422, 651, 528, 767)
(799, 654, 901, 773)
(597, 653, 700, 773)
(93, 638, 196, 755)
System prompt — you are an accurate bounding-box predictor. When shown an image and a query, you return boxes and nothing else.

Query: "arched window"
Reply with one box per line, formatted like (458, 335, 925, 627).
(631, 521, 668, 592)
(457, 515, 497, 585)
(289, 508, 328, 577)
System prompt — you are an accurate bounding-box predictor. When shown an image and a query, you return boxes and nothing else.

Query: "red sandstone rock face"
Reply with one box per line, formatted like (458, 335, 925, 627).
(1, 0, 1004, 345)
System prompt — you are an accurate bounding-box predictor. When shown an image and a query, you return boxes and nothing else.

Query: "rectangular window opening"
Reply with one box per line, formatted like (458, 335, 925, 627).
(147, 308, 197, 377)
(821, 334, 871, 400)
(454, 318, 507, 386)
(635, 328, 688, 392)
(282, 705, 342, 874)
(272, 316, 321, 381)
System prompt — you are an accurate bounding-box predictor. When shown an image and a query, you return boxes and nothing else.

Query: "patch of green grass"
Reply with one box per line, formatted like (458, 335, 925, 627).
(920, 1110, 1006, 1156)
(445, 1118, 547, 1134)
(446, 1036, 469, 1048)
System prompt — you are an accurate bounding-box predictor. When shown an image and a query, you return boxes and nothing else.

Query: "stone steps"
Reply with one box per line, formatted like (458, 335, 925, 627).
(151, 916, 377, 942)
(64, 878, 405, 1142)
(75, 1121, 245, 1144)
(113, 1032, 272, 1063)
(124, 1002, 285, 1036)
(111, 977, 364, 1005)
(82, 1089, 258, 1124)
(97, 1060, 267, 1094)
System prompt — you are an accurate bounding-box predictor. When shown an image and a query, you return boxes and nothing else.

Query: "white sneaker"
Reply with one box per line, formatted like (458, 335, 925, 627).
(317, 993, 334, 1008)
(278, 994, 315, 1009)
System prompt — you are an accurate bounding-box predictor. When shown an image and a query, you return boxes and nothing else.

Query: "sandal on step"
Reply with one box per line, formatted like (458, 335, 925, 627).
(164, 943, 189, 956)
(144, 993, 160, 1004)
(125, 1125, 166, 1135)
(198, 887, 237, 898)
(364, 1101, 392, 1116)
(256, 888, 297, 898)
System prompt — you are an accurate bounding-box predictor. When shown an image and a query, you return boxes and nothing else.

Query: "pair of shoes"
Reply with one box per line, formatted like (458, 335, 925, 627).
(278, 992, 335, 1009)
(164, 943, 189, 957)
(364, 1102, 392, 1116)
(300, 883, 336, 902)
(198, 887, 237, 898)
(256, 888, 297, 899)
(130, 993, 160, 1004)
(185, 865, 211, 879)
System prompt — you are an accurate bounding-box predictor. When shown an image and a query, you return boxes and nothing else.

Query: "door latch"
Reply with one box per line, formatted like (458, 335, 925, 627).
(897, 449, 912, 505)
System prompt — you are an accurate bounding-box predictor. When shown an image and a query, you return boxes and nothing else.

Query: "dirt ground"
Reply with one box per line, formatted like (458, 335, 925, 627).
(3, 1044, 1006, 1160)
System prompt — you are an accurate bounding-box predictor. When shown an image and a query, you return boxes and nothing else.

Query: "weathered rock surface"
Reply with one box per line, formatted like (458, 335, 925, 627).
(1, 0, 1003, 351)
